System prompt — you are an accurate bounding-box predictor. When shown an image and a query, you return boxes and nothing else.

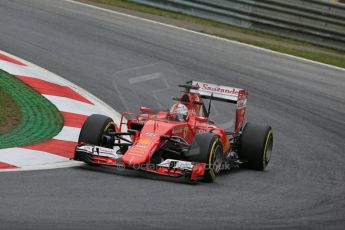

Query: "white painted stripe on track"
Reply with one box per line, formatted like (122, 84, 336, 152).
(53, 126, 81, 142)
(0, 60, 43, 79)
(43, 95, 104, 116)
(64, 0, 345, 72)
(0, 60, 72, 86)
(0, 148, 68, 167)
(0, 59, 76, 86)
(0, 161, 84, 172)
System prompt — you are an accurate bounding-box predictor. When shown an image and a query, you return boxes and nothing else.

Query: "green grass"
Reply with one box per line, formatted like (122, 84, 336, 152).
(0, 70, 64, 148)
(86, 0, 345, 68)
(0, 83, 21, 135)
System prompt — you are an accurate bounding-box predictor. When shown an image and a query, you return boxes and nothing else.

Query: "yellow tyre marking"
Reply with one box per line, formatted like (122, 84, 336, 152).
(104, 122, 115, 132)
(263, 129, 273, 167)
(208, 138, 218, 180)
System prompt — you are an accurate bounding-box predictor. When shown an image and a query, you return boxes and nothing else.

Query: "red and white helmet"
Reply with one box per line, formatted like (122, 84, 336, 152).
(170, 103, 189, 121)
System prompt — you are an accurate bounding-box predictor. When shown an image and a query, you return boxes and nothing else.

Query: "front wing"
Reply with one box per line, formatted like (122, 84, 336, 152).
(74, 144, 206, 181)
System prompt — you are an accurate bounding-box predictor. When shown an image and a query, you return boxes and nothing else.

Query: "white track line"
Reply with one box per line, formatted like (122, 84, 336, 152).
(0, 148, 68, 167)
(64, 0, 345, 72)
(0, 60, 40, 78)
(53, 126, 81, 142)
(0, 161, 84, 172)
(44, 95, 105, 116)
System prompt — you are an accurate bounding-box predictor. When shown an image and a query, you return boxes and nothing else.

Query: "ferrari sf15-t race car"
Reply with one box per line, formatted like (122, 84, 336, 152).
(74, 81, 273, 183)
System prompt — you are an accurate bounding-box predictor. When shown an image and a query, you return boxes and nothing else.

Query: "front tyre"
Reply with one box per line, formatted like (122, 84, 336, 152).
(78, 114, 116, 146)
(239, 123, 273, 171)
(77, 114, 116, 165)
(187, 133, 223, 183)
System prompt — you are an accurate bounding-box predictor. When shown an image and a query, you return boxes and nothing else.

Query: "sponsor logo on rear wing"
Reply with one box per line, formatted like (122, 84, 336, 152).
(190, 81, 246, 103)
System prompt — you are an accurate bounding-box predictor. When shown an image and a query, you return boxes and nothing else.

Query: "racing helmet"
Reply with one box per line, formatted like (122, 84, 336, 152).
(170, 103, 189, 121)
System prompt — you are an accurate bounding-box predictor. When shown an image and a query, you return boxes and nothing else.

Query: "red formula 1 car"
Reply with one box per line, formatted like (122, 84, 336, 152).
(74, 81, 273, 183)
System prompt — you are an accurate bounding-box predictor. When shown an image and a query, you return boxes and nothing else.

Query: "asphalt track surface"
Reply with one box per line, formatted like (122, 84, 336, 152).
(1, 0, 345, 229)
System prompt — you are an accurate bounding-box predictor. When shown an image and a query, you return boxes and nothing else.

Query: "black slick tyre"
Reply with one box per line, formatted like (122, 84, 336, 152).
(78, 114, 116, 145)
(239, 123, 273, 170)
(188, 133, 223, 183)
(78, 114, 116, 166)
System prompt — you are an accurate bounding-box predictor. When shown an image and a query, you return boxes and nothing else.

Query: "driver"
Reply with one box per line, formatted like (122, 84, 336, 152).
(169, 103, 189, 121)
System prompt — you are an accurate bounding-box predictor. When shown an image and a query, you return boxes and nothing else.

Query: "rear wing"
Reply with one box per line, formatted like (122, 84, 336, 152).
(189, 81, 247, 104)
(189, 81, 248, 132)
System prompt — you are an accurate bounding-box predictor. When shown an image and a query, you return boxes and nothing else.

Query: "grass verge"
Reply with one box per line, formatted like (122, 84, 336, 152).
(0, 70, 64, 149)
(84, 0, 345, 68)
(0, 84, 21, 135)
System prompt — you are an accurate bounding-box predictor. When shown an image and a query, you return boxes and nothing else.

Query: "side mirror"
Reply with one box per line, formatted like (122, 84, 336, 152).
(140, 106, 152, 114)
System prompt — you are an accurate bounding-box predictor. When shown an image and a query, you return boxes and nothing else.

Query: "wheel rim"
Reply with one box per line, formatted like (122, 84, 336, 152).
(101, 122, 116, 147)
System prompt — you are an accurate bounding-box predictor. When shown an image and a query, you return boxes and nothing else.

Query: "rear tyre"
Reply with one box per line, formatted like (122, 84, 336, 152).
(78, 114, 116, 165)
(239, 123, 273, 170)
(187, 133, 223, 183)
